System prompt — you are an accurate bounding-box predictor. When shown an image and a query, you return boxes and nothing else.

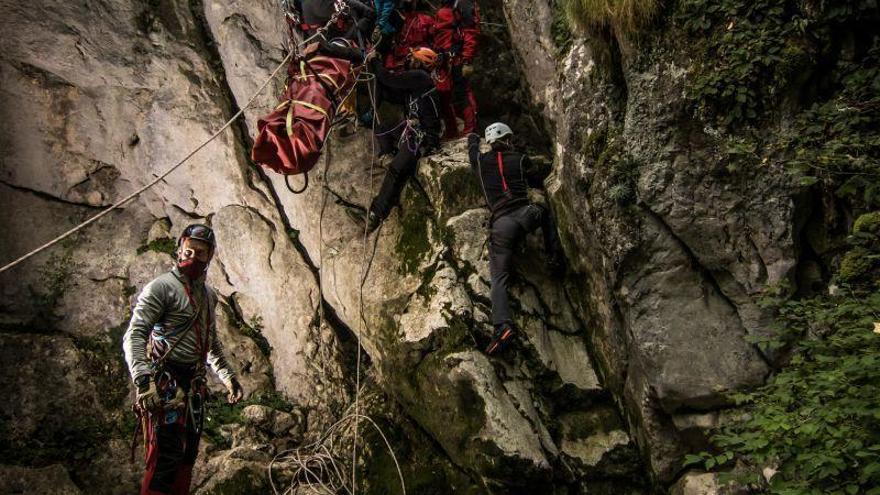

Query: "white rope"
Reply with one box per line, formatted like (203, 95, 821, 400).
(0, 6, 349, 275)
(266, 46, 407, 495)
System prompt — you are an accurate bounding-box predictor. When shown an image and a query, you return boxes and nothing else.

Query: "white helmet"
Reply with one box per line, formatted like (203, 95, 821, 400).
(485, 122, 513, 144)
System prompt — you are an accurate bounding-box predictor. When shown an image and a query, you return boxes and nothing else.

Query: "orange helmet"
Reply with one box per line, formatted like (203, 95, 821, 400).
(409, 47, 438, 68)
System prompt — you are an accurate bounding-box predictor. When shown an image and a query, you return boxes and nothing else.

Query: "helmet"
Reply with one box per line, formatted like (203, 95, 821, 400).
(178, 224, 216, 249)
(485, 122, 513, 144)
(409, 47, 438, 68)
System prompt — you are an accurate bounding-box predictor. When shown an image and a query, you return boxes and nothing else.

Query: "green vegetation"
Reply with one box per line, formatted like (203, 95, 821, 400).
(679, 0, 878, 128)
(679, 1, 880, 214)
(237, 315, 272, 358)
(395, 191, 434, 276)
(671, 3, 880, 489)
(202, 390, 296, 447)
(684, 213, 880, 493)
(561, 0, 660, 37)
(551, 0, 574, 54)
(137, 236, 177, 256)
(607, 156, 640, 205)
(777, 44, 880, 209)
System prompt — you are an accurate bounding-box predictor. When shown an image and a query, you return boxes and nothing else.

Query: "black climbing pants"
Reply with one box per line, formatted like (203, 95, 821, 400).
(489, 203, 561, 326)
(369, 120, 425, 220)
(369, 144, 420, 220)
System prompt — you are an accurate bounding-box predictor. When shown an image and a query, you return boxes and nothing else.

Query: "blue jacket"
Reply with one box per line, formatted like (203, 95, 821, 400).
(376, 0, 397, 34)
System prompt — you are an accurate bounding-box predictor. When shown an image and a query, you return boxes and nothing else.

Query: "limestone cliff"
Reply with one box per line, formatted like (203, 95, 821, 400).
(0, 0, 860, 493)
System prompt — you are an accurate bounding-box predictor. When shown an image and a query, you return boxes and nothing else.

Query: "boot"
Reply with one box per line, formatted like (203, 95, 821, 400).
(485, 321, 517, 356)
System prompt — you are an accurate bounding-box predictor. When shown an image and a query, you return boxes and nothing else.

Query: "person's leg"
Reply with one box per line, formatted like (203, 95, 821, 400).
(517, 203, 565, 270)
(488, 214, 523, 326)
(459, 82, 478, 135)
(451, 66, 477, 135)
(369, 145, 420, 219)
(168, 421, 201, 495)
(141, 421, 186, 495)
(374, 122, 401, 157)
(438, 90, 459, 139)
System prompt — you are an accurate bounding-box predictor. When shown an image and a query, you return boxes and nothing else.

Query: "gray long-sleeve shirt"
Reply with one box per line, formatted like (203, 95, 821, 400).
(122, 268, 236, 384)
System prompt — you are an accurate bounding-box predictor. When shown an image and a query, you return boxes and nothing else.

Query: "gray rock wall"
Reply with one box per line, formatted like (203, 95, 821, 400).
(0, 0, 805, 492)
(0, 0, 346, 491)
(502, 0, 799, 485)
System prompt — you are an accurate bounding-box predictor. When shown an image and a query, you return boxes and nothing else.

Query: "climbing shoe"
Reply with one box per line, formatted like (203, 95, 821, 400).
(485, 322, 517, 356)
(345, 206, 382, 234)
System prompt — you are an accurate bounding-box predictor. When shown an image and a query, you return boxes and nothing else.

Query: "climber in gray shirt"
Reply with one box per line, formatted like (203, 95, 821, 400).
(122, 223, 242, 495)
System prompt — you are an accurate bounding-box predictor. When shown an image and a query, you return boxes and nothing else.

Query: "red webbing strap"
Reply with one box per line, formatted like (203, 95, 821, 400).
(496, 152, 509, 192)
(182, 283, 211, 363)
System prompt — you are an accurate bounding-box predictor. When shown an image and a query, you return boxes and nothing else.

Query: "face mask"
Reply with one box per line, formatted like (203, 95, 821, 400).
(178, 257, 209, 279)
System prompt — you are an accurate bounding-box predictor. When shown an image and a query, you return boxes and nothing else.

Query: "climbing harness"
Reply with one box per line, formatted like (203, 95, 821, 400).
(129, 277, 212, 463)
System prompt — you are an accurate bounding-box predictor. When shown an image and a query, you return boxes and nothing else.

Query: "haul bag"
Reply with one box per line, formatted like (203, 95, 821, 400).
(251, 54, 359, 177)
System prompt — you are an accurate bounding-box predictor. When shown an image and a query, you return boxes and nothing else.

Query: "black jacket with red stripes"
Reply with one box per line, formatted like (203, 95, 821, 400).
(467, 133, 546, 221)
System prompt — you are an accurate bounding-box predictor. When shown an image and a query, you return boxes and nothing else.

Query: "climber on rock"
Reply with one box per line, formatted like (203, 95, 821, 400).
(123, 224, 243, 495)
(467, 123, 565, 355)
(360, 0, 435, 126)
(434, 0, 480, 139)
(346, 47, 442, 233)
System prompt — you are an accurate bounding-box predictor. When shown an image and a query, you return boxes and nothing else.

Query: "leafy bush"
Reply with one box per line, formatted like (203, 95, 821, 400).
(679, 0, 879, 127)
(778, 43, 880, 210)
(551, 0, 574, 54)
(685, 216, 880, 494)
(137, 236, 177, 256)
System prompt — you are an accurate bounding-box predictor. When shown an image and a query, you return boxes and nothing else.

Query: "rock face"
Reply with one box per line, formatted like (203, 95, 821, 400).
(0, 0, 805, 493)
(501, 0, 798, 485)
(0, 0, 345, 492)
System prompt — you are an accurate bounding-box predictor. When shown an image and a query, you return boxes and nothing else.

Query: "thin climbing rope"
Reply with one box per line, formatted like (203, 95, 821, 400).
(266, 51, 406, 495)
(0, 7, 349, 275)
(268, 394, 405, 495)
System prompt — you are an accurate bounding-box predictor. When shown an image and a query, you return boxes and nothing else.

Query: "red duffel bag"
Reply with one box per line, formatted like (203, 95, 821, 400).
(251, 54, 359, 183)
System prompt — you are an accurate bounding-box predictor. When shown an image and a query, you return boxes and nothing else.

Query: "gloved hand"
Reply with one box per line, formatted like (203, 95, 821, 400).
(165, 387, 187, 410)
(136, 376, 161, 411)
(225, 378, 244, 404)
(461, 63, 474, 78)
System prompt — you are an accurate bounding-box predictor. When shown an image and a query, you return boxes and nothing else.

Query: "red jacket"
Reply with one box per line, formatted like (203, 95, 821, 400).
(384, 11, 435, 69)
(433, 0, 480, 63)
